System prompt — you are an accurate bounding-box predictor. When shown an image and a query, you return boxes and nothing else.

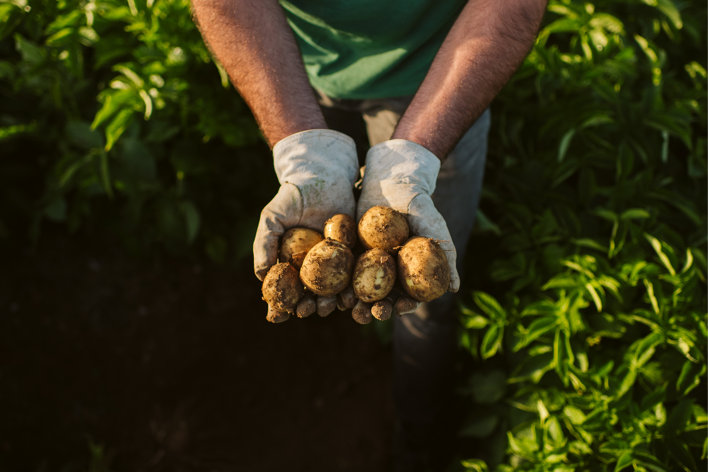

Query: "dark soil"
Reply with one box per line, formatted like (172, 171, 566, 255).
(0, 230, 394, 472)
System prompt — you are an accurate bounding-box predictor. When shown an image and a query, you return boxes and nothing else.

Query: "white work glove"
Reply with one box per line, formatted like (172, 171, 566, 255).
(254, 129, 359, 321)
(357, 139, 460, 316)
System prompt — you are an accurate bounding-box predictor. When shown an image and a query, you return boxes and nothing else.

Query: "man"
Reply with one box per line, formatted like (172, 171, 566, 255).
(191, 0, 546, 469)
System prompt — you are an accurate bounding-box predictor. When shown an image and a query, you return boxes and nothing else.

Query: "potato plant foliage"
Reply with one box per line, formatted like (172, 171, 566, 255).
(457, 1, 707, 471)
(0, 0, 705, 470)
(0, 0, 269, 260)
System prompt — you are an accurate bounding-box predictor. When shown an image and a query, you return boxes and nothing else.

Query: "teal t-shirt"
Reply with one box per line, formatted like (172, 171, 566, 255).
(279, 0, 467, 99)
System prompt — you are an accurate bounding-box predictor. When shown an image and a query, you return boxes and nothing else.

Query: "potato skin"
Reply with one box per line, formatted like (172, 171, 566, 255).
(300, 239, 355, 297)
(371, 299, 393, 321)
(262, 263, 305, 312)
(397, 237, 450, 302)
(279, 227, 324, 269)
(324, 214, 357, 249)
(353, 248, 396, 303)
(358, 206, 409, 254)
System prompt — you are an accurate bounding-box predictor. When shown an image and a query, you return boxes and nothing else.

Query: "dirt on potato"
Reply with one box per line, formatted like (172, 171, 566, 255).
(324, 214, 358, 249)
(262, 262, 305, 312)
(357, 206, 409, 255)
(300, 240, 355, 297)
(397, 237, 450, 302)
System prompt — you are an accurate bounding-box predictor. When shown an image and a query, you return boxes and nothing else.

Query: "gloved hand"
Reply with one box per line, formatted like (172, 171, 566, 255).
(357, 139, 460, 317)
(254, 129, 359, 321)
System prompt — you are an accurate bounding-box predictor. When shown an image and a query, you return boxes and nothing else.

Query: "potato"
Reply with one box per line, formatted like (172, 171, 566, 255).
(296, 294, 316, 318)
(300, 239, 355, 297)
(358, 206, 409, 254)
(371, 299, 393, 321)
(397, 237, 450, 302)
(324, 214, 357, 249)
(352, 299, 372, 325)
(394, 296, 421, 316)
(279, 227, 324, 269)
(337, 285, 357, 311)
(267, 305, 291, 323)
(317, 296, 337, 317)
(352, 248, 396, 303)
(261, 262, 305, 312)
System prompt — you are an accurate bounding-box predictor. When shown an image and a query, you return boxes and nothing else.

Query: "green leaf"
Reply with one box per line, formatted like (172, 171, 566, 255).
(91, 89, 135, 130)
(97, 150, 114, 199)
(14, 34, 44, 64)
(571, 238, 608, 252)
(620, 209, 651, 220)
(475, 210, 501, 235)
(461, 458, 489, 472)
(585, 283, 602, 311)
(473, 292, 505, 321)
(653, 0, 682, 29)
(558, 128, 576, 162)
(614, 451, 633, 472)
(563, 406, 586, 425)
(104, 108, 134, 151)
(676, 360, 706, 396)
(663, 399, 694, 436)
(617, 369, 637, 398)
(463, 314, 489, 329)
(515, 316, 560, 351)
(644, 233, 676, 275)
(634, 332, 664, 368)
(666, 438, 697, 471)
(643, 279, 660, 314)
(480, 324, 503, 359)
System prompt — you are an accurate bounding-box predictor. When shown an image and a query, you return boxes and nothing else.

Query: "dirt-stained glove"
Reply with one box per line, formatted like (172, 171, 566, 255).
(357, 139, 460, 316)
(254, 130, 359, 320)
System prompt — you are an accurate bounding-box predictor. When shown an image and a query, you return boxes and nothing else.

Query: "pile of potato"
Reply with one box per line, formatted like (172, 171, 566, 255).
(261, 206, 450, 325)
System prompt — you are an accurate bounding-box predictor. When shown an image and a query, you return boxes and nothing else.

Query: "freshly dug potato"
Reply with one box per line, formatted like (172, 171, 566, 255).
(394, 296, 421, 316)
(337, 285, 357, 311)
(300, 239, 355, 297)
(371, 299, 393, 321)
(352, 299, 372, 325)
(358, 206, 409, 254)
(296, 294, 316, 318)
(279, 228, 324, 269)
(261, 262, 305, 312)
(324, 214, 357, 249)
(353, 248, 396, 303)
(267, 305, 291, 323)
(317, 296, 338, 317)
(397, 237, 450, 302)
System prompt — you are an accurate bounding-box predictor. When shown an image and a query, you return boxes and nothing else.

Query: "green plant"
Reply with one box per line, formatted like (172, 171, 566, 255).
(458, 0, 706, 471)
(0, 0, 269, 260)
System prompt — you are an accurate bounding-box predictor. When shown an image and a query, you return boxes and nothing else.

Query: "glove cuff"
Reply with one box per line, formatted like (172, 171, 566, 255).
(273, 129, 358, 187)
(365, 139, 441, 196)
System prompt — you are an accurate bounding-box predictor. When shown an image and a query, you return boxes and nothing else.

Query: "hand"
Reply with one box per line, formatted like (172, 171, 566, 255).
(357, 140, 460, 316)
(254, 130, 359, 321)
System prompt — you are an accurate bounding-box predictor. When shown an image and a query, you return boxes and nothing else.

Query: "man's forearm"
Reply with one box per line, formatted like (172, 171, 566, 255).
(393, 0, 546, 160)
(191, 0, 326, 147)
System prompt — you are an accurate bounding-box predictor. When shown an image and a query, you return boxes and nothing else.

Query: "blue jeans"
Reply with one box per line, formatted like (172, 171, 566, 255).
(317, 91, 490, 428)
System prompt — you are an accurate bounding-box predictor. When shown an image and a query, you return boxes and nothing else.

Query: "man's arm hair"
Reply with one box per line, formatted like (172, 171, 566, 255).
(393, 0, 547, 160)
(191, 0, 326, 148)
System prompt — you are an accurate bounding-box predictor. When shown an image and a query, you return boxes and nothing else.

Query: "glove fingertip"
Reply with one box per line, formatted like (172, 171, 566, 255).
(255, 266, 271, 282)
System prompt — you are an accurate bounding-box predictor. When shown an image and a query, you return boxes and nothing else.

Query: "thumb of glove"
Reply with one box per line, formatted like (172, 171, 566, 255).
(253, 183, 302, 281)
